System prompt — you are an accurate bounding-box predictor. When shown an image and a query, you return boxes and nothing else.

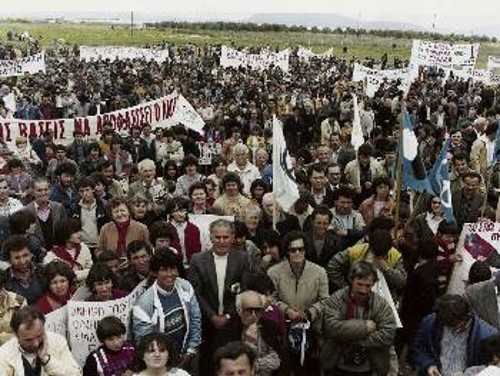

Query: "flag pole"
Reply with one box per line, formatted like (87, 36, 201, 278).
(392, 112, 405, 238)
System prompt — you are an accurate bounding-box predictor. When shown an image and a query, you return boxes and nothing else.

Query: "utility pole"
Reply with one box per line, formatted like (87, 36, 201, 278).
(131, 11, 134, 38)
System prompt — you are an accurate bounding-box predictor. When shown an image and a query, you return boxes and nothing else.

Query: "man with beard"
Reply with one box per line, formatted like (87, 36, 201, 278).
(0, 306, 81, 375)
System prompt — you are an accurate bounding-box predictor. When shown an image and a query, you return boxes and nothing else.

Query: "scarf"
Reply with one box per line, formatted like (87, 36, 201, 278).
(51, 244, 82, 269)
(342, 292, 370, 359)
(435, 234, 456, 274)
(46, 284, 75, 307)
(116, 220, 130, 255)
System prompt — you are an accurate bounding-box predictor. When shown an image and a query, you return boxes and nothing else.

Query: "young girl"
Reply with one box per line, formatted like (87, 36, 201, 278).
(83, 316, 135, 376)
(168, 197, 201, 268)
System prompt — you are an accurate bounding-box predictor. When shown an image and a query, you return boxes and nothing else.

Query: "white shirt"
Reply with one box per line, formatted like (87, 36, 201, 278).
(213, 253, 228, 315)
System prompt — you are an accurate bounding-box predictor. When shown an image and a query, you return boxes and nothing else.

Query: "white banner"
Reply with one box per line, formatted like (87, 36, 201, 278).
(188, 214, 234, 252)
(0, 92, 204, 145)
(0, 52, 46, 78)
(448, 222, 500, 295)
(44, 306, 68, 338)
(220, 45, 290, 72)
(68, 280, 147, 366)
(410, 40, 479, 68)
(351, 63, 418, 97)
(487, 56, 500, 70)
(79, 46, 169, 63)
(296, 46, 333, 60)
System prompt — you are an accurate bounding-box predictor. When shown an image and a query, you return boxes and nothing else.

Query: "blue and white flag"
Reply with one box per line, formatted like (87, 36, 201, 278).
(494, 119, 500, 163)
(273, 115, 300, 212)
(402, 111, 433, 193)
(428, 138, 455, 223)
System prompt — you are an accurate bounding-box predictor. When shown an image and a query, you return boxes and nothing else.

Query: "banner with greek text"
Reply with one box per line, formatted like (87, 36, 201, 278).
(79, 46, 169, 63)
(410, 40, 479, 68)
(351, 63, 418, 97)
(0, 92, 204, 145)
(0, 52, 46, 78)
(447, 222, 500, 295)
(220, 45, 290, 72)
(68, 280, 147, 366)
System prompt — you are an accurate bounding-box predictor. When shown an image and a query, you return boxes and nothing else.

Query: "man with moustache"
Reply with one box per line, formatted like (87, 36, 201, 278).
(320, 261, 397, 376)
(0, 306, 81, 375)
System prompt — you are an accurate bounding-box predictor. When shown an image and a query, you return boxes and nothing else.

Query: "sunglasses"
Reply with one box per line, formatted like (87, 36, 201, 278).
(288, 247, 306, 254)
(243, 307, 264, 315)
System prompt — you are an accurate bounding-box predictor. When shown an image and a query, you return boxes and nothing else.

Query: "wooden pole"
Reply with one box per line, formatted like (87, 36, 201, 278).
(131, 11, 134, 38)
(392, 113, 404, 238)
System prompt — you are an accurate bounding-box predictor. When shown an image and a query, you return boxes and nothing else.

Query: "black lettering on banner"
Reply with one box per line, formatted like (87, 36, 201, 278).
(154, 103, 161, 122)
(58, 120, 66, 139)
(0, 122, 11, 142)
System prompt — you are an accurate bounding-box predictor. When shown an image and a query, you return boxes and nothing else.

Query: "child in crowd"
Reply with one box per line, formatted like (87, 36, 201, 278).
(83, 315, 136, 376)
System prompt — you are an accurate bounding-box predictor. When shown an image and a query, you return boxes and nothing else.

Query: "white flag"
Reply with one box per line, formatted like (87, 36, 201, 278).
(172, 94, 205, 133)
(272, 115, 300, 212)
(351, 94, 365, 151)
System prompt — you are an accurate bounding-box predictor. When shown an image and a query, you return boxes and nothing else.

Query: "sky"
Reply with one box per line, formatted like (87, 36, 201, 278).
(2, 0, 499, 34)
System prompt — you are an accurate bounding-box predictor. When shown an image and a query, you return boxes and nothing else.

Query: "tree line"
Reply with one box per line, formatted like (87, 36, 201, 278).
(145, 21, 497, 44)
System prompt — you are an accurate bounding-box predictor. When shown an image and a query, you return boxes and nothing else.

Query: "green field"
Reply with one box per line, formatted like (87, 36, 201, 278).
(1, 21, 500, 67)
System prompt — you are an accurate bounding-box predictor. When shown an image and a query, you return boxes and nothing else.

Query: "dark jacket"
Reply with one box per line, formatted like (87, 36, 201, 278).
(414, 314, 497, 375)
(304, 229, 343, 268)
(70, 198, 109, 235)
(319, 286, 397, 375)
(49, 184, 78, 216)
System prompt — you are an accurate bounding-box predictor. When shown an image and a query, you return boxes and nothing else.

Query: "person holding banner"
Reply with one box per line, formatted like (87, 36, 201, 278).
(36, 261, 76, 315)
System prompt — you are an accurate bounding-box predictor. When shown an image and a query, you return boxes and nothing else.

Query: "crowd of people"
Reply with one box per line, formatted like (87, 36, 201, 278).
(0, 33, 500, 376)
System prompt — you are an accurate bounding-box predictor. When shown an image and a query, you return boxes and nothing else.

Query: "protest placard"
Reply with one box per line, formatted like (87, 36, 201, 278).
(197, 142, 222, 165)
(0, 93, 204, 145)
(188, 214, 234, 252)
(296, 46, 333, 60)
(447, 222, 500, 296)
(351, 63, 417, 97)
(410, 40, 480, 69)
(0, 52, 46, 78)
(80, 46, 169, 63)
(220, 46, 290, 72)
(487, 56, 500, 70)
(44, 306, 68, 338)
(67, 280, 147, 366)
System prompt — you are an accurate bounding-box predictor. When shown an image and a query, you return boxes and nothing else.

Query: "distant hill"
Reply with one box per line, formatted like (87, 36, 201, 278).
(246, 13, 423, 32)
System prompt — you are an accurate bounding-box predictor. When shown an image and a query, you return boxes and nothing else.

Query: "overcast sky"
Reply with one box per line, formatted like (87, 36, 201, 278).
(2, 0, 499, 33)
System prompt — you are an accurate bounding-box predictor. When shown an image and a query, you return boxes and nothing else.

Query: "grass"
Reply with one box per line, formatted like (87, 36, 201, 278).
(1, 21, 500, 67)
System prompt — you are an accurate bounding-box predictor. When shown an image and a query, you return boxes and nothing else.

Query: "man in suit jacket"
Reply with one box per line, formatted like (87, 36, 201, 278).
(25, 178, 67, 250)
(465, 273, 500, 330)
(127, 159, 170, 203)
(189, 218, 249, 375)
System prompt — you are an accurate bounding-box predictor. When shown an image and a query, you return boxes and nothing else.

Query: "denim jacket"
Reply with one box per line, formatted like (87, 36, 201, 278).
(132, 278, 202, 354)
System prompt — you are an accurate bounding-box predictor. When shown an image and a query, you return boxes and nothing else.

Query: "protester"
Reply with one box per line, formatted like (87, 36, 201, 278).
(83, 316, 136, 376)
(0, 269, 27, 346)
(36, 261, 76, 314)
(132, 332, 191, 376)
(0, 306, 81, 375)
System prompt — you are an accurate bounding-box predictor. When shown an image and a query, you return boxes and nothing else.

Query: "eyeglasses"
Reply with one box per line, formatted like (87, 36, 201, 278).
(243, 307, 264, 315)
(288, 247, 306, 254)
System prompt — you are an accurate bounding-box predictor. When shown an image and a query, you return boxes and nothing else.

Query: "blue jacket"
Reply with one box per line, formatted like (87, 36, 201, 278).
(414, 313, 497, 375)
(49, 184, 78, 216)
(132, 278, 202, 354)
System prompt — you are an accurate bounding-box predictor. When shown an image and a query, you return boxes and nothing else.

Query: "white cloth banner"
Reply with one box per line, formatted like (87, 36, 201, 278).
(44, 306, 68, 338)
(0, 92, 204, 145)
(220, 45, 290, 72)
(487, 56, 500, 70)
(410, 40, 479, 68)
(79, 46, 169, 63)
(448, 222, 500, 295)
(351, 63, 417, 97)
(297, 46, 334, 60)
(188, 214, 234, 252)
(0, 52, 46, 78)
(373, 270, 403, 328)
(68, 280, 147, 366)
